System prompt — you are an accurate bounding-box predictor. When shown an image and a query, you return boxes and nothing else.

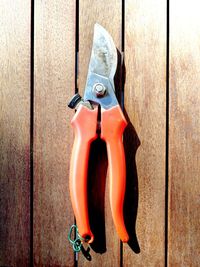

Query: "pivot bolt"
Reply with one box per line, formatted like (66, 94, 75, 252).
(93, 83, 106, 97)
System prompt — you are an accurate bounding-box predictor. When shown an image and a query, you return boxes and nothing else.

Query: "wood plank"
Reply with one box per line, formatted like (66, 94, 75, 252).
(168, 1, 200, 266)
(124, 0, 166, 266)
(34, 1, 75, 266)
(78, 0, 122, 266)
(0, 1, 31, 266)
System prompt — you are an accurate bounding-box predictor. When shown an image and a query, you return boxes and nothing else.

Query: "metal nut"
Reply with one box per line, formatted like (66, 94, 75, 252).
(93, 83, 106, 97)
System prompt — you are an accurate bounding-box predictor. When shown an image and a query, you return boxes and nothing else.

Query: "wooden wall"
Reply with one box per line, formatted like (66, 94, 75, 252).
(0, 0, 199, 266)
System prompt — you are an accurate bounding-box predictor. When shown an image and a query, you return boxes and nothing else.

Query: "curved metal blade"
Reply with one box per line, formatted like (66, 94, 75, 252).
(88, 23, 117, 88)
(83, 24, 118, 109)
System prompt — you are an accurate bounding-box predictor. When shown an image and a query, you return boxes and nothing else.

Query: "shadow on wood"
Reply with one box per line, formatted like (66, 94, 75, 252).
(121, 52, 140, 253)
(87, 138, 108, 255)
(123, 109, 140, 254)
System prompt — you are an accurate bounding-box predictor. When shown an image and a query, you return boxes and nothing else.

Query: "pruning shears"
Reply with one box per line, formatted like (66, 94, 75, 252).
(68, 24, 129, 245)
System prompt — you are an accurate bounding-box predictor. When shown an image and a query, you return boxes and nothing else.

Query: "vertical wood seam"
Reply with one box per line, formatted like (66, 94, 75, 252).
(75, 0, 79, 95)
(165, 0, 170, 266)
(30, 0, 34, 266)
(121, 0, 125, 266)
(75, 0, 79, 266)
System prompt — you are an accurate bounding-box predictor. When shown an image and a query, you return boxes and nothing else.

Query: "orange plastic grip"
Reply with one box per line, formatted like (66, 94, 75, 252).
(69, 105, 98, 243)
(101, 105, 129, 242)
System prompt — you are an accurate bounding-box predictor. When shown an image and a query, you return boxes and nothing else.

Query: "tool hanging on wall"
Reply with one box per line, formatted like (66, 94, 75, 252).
(68, 23, 129, 249)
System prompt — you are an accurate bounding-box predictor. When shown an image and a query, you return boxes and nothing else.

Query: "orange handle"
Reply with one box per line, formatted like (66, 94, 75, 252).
(101, 105, 129, 242)
(69, 105, 98, 243)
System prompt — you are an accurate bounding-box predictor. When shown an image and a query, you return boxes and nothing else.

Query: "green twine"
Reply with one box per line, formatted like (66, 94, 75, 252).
(68, 225, 84, 253)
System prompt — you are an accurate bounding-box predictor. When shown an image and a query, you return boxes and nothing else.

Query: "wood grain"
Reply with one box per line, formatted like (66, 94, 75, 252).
(34, 1, 75, 266)
(0, 1, 30, 266)
(169, 1, 200, 266)
(124, 0, 166, 266)
(78, 0, 122, 266)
